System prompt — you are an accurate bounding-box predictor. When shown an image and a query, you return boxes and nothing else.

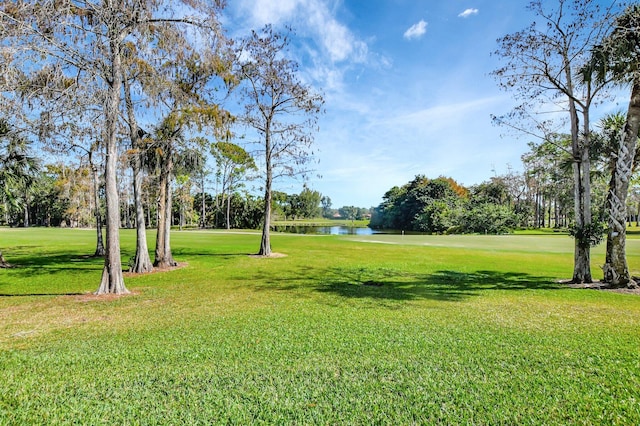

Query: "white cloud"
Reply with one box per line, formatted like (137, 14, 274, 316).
(248, 0, 299, 24)
(385, 97, 501, 127)
(458, 8, 479, 18)
(403, 20, 427, 40)
(235, 0, 367, 64)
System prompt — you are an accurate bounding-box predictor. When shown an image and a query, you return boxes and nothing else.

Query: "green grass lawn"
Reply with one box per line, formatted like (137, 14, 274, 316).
(1, 227, 639, 424)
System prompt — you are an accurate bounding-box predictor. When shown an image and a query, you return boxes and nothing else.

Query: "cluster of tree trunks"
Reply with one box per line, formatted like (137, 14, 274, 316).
(494, 0, 640, 287)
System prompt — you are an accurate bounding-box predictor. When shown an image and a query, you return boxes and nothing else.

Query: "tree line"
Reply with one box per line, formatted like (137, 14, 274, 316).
(371, 119, 640, 237)
(0, 158, 350, 233)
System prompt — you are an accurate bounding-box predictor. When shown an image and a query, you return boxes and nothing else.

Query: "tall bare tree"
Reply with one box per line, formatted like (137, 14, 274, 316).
(238, 26, 324, 256)
(150, 120, 181, 268)
(493, 0, 622, 283)
(123, 75, 153, 273)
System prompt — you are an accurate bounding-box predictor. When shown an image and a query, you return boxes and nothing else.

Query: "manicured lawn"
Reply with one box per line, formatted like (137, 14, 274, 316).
(1, 227, 639, 424)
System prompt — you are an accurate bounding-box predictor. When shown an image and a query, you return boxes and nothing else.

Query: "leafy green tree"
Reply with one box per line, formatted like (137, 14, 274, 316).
(522, 136, 575, 228)
(459, 203, 517, 235)
(192, 191, 214, 227)
(295, 186, 322, 219)
(370, 176, 466, 233)
(0, 121, 39, 228)
(270, 191, 290, 221)
(339, 206, 359, 223)
(227, 192, 264, 229)
(211, 141, 257, 229)
(414, 200, 455, 234)
(30, 165, 72, 227)
(0, 120, 39, 267)
(370, 186, 406, 230)
(321, 196, 333, 218)
(173, 174, 195, 230)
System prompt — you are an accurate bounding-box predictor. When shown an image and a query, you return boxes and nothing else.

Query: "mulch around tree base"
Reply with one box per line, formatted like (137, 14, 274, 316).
(248, 253, 288, 258)
(563, 280, 640, 295)
(123, 262, 188, 277)
(72, 263, 189, 301)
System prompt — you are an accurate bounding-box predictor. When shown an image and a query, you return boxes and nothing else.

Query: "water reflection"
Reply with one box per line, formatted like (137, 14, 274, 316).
(272, 225, 377, 235)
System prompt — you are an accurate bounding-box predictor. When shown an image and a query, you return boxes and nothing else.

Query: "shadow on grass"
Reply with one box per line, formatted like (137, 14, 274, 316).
(172, 251, 253, 259)
(252, 266, 561, 303)
(3, 253, 103, 273)
(0, 292, 86, 297)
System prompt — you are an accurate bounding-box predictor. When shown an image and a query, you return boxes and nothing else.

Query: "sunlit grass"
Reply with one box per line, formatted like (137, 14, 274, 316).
(1, 227, 639, 424)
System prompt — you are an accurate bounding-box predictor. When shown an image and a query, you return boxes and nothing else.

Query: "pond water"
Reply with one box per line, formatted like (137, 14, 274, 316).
(272, 225, 378, 235)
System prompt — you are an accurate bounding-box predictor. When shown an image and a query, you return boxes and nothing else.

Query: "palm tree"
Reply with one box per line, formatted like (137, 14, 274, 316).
(0, 120, 39, 267)
(588, 5, 640, 288)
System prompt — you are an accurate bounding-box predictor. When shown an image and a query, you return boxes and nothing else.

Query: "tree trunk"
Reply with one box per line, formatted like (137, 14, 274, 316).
(147, 189, 152, 227)
(201, 175, 206, 228)
(571, 155, 593, 283)
(124, 194, 131, 228)
(130, 155, 153, 273)
(124, 77, 153, 273)
(154, 148, 177, 268)
(570, 108, 593, 283)
(259, 186, 272, 256)
(226, 193, 231, 230)
(162, 167, 176, 264)
(91, 161, 105, 257)
(603, 80, 640, 288)
(0, 251, 10, 268)
(96, 35, 128, 295)
(259, 133, 272, 256)
(534, 189, 540, 228)
(23, 198, 29, 228)
(155, 175, 166, 264)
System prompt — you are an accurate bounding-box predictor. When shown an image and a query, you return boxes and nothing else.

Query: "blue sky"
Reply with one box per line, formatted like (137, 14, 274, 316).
(220, 1, 589, 208)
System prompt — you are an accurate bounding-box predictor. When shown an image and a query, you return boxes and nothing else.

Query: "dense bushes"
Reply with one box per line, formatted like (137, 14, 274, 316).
(370, 175, 519, 234)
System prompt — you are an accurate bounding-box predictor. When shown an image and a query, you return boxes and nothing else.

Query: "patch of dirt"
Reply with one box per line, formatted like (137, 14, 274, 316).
(562, 280, 640, 295)
(123, 262, 188, 277)
(248, 253, 288, 259)
(69, 263, 188, 302)
(72, 290, 140, 302)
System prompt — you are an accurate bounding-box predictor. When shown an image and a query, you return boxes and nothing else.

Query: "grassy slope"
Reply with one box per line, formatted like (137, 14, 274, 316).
(0, 227, 639, 424)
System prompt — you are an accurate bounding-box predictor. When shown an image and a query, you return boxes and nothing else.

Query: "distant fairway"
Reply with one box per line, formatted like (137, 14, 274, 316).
(1, 227, 639, 424)
(346, 233, 579, 253)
